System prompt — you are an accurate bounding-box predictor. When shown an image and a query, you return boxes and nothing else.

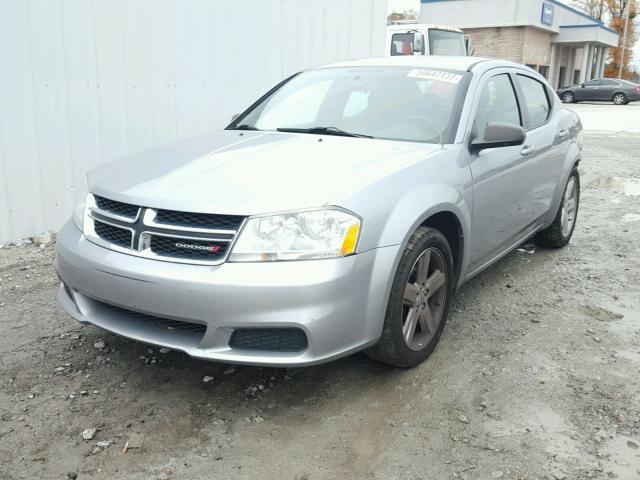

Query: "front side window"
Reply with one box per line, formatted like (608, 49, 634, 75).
(473, 74, 521, 140)
(516, 74, 551, 128)
(428, 29, 466, 56)
(235, 67, 468, 144)
(584, 80, 601, 87)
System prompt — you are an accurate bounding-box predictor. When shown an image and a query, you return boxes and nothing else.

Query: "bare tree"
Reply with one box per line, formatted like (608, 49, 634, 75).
(571, 0, 607, 20)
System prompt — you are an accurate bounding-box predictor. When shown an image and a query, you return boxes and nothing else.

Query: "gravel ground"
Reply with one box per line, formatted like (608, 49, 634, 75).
(1, 103, 639, 480)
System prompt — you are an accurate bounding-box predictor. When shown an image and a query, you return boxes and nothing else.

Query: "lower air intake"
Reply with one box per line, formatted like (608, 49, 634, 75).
(229, 328, 308, 352)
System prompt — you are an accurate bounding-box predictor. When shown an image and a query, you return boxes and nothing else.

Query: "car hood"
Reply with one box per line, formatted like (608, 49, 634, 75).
(89, 130, 442, 215)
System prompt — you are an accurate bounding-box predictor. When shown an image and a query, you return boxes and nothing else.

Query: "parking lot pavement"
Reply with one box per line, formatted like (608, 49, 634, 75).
(565, 101, 640, 134)
(1, 104, 639, 480)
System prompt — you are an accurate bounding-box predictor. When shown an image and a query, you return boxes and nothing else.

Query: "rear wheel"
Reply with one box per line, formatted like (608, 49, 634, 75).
(612, 92, 628, 105)
(535, 168, 580, 248)
(366, 227, 454, 368)
(562, 91, 575, 103)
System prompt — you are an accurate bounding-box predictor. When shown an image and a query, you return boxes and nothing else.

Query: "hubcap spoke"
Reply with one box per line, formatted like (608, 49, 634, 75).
(425, 270, 445, 298)
(404, 282, 419, 305)
(419, 306, 437, 336)
(417, 250, 431, 285)
(403, 307, 419, 344)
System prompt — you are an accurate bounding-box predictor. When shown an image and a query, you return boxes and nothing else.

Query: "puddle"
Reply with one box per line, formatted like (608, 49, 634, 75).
(597, 176, 640, 196)
(622, 213, 640, 223)
(580, 305, 624, 322)
(601, 435, 640, 478)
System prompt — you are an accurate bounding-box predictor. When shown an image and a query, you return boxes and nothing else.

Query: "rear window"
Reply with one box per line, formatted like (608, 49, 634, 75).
(516, 75, 551, 128)
(428, 29, 466, 56)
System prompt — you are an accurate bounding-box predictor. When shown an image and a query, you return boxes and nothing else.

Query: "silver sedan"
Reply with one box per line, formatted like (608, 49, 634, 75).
(55, 56, 582, 368)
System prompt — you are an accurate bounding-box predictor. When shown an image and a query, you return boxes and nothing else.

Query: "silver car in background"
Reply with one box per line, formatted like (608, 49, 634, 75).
(56, 56, 582, 368)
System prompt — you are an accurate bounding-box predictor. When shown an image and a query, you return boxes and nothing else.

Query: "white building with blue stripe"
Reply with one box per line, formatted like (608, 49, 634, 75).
(420, 0, 619, 88)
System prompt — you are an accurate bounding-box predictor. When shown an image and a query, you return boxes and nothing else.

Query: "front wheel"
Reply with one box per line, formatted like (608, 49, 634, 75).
(562, 92, 575, 103)
(535, 168, 580, 248)
(366, 227, 454, 368)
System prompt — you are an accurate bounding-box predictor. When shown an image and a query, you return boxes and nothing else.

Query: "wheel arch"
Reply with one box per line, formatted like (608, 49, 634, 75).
(420, 211, 464, 286)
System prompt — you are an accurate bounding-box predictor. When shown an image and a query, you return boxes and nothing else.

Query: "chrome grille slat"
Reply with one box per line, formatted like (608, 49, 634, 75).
(84, 194, 245, 266)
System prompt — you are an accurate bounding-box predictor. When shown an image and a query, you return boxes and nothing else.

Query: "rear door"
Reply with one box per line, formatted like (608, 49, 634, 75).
(467, 70, 538, 272)
(599, 79, 620, 101)
(513, 73, 565, 220)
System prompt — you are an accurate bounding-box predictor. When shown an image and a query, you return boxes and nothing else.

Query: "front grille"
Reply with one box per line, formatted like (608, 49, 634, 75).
(94, 220, 132, 248)
(149, 236, 228, 261)
(230, 328, 308, 352)
(155, 209, 244, 231)
(86, 194, 244, 265)
(94, 195, 139, 219)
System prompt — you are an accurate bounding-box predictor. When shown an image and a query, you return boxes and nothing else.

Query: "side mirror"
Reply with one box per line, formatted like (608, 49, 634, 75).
(580, 84, 585, 88)
(470, 122, 526, 152)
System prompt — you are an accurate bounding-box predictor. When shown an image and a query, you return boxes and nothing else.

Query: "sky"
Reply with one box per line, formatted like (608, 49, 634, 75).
(387, 0, 639, 67)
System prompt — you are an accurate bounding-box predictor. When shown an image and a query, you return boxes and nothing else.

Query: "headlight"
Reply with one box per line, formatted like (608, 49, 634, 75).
(229, 208, 361, 262)
(71, 178, 89, 231)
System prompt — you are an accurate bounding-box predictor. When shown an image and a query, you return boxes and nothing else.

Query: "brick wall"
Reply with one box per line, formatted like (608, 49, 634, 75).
(464, 27, 525, 63)
(464, 26, 552, 67)
(522, 27, 552, 66)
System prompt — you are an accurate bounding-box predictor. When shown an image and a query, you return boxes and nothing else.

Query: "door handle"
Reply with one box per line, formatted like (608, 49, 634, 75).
(558, 129, 569, 139)
(521, 145, 535, 156)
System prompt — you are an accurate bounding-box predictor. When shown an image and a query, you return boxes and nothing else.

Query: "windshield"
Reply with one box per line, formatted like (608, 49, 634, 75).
(231, 67, 467, 144)
(428, 29, 467, 56)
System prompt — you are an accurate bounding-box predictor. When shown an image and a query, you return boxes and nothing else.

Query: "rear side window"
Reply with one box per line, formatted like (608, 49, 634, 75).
(601, 79, 620, 86)
(516, 75, 551, 128)
(474, 74, 521, 140)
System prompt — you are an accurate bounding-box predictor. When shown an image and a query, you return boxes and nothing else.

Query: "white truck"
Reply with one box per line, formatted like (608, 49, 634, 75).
(386, 24, 469, 56)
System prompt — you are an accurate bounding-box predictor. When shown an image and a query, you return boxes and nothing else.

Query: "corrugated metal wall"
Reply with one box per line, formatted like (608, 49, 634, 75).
(0, 0, 387, 242)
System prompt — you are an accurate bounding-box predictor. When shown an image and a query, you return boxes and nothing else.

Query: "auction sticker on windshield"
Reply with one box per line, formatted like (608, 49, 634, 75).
(407, 69, 463, 84)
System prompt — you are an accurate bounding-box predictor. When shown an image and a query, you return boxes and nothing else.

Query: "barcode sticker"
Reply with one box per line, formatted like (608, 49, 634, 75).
(407, 69, 463, 84)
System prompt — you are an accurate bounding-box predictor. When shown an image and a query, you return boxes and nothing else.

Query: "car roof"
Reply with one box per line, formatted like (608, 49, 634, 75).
(313, 56, 518, 73)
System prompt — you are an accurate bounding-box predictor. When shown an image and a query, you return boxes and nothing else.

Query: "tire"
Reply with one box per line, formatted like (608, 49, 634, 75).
(366, 227, 455, 368)
(612, 92, 627, 105)
(562, 92, 575, 103)
(535, 168, 580, 248)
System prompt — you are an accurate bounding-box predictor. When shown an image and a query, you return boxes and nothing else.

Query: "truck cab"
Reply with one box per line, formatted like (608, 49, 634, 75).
(387, 24, 468, 56)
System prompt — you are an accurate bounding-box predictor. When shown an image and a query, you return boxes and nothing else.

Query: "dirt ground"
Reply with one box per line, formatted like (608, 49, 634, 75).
(1, 103, 639, 480)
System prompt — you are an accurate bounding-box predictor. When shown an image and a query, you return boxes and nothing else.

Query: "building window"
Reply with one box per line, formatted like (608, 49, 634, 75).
(538, 65, 549, 79)
(525, 64, 537, 70)
(573, 70, 581, 85)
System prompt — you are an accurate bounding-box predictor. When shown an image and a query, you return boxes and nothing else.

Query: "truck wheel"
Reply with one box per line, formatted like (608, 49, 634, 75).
(366, 227, 454, 368)
(535, 168, 580, 248)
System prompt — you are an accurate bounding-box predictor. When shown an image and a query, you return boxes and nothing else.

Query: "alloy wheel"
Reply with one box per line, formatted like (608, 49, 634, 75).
(613, 93, 625, 105)
(562, 92, 574, 103)
(402, 248, 447, 351)
(561, 176, 578, 237)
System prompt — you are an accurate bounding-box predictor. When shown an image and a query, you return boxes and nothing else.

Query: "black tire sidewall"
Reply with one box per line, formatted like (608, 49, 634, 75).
(385, 228, 455, 366)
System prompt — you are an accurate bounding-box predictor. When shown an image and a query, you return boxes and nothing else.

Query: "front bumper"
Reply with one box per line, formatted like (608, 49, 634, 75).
(55, 221, 401, 366)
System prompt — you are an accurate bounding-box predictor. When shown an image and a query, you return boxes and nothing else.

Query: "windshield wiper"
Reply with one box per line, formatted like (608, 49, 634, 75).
(276, 126, 373, 138)
(228, 124, 261, 131)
